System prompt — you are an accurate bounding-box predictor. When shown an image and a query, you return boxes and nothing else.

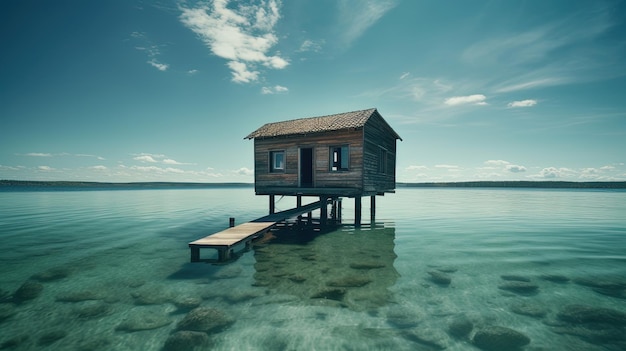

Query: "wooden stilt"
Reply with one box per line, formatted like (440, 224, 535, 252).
(190, 247, 200, 262)
(229, 217, 235, 227)
(370, 195, 376, 224)
(337, 198, 342, 224)
(297, 195, 302, 208)
(320, 196, 328, 225)
(355, 196, 362, 227)
(269, 195, 275, 214)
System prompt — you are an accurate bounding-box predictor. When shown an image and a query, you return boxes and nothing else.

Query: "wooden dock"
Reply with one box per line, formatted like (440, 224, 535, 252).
(189, 199, 332, 262)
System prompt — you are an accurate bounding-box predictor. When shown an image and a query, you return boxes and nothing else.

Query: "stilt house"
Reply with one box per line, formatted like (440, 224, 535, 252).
(245, 108, 401, 222)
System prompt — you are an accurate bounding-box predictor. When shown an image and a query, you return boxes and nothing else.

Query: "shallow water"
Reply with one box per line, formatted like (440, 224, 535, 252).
(0, 187, 625, 350)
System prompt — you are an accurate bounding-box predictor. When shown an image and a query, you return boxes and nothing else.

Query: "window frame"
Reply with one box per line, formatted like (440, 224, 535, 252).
(269, 150, 285, 173)
(329, 145, 350, 172)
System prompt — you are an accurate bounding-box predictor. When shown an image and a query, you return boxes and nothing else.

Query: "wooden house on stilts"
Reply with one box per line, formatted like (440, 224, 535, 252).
(245, 108, 402, 225)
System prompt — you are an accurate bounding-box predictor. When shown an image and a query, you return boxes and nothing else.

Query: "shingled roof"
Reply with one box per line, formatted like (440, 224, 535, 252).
(245, 108, 401, 140)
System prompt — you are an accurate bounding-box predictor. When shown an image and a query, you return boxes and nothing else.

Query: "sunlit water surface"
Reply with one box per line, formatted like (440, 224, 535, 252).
(0, 188, 625, 350)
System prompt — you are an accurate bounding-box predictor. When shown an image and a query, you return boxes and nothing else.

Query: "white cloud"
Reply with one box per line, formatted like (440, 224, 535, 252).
(399, 72, 410, 80)
(236, 167, 253, 176)
(505, 164, 527, 173)
(485, 160, 510, 166)
(536, 167, 575, 179)
(508, 99, 537, 108)
(180, 0, 287, 84)
(25, 153, 52, 157)
(165, 167, 184, 174)
(37, 166, 54, 171)
(148, 59, 169, 71)
(187, 69, 199, 75)
(90, 165, 108, 171)
(134, 155, 158, 163)
(163, 158, 183, 165)
(261, 85, 288, 94)
(298, 39, 324, 53)
(435, 164, 460, 170)
(227, 61, 259, 83)
(444, 94, 487, 106)
(406, 165, 428, 170)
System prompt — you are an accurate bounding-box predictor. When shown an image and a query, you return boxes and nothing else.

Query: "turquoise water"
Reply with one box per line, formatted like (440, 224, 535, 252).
(0, 188, 625, 350)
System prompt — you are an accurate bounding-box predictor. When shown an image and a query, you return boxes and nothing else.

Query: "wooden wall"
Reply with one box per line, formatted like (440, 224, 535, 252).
(363, 112, 398, 193)
(253, 129, 364, 191)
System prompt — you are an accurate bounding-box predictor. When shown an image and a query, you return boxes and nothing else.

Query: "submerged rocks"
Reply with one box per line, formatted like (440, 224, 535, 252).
(427, 270, 451, 286)
(56, 290, 104, 303)
(557, 304, 626, 325)
(498, 281, 538, 295)
(163, 331, 211, 351)
(472, 326, 530, 351)
(326, 276, 372, 288)
(37, 330, 67, 346)
(447, 316, 473, 338)
(173, 296, 203, 311)
(510, 302, 547, 318)
(500, 275, 531, 282)
(349, 261, 386, 270)
(14, 281, 43, 302)
(74, 301, 112, 319)
(115, 308, 172, 332)
(540, 274, 570, 283)
(0, 303, 17, 323)
(311, 288, 346, 301)
(31, 267, 71, 282)
(176, 307, 234, 334)
(552, 304, 626, 347)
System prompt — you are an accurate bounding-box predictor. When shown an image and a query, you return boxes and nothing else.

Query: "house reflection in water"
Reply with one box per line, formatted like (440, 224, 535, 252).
(252, 225, 398, 311)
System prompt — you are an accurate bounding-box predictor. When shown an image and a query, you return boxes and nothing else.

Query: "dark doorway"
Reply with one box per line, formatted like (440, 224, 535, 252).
(300, 148, 313, 187)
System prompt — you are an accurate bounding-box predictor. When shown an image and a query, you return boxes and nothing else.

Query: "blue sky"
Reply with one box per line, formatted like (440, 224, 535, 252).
(1, 0, 625, 183)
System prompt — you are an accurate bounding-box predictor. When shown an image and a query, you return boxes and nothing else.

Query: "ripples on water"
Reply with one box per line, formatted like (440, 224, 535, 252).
(0, 188, 625, 350)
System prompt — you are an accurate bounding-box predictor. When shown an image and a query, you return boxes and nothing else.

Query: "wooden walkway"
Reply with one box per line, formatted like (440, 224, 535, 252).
(189, 199, 330, 262)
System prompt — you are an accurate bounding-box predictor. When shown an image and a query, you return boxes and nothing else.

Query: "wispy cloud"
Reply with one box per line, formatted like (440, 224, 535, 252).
(484, 160, 527, 173)
(180, 0, 287, 83)
(148, 59, 169, 71)
(134, 155, 158, 163)
(337, 0, 398, 46)
(298, 39, 324, 53)
(466, 4, 623, 93)
(132, 153, 194, 166)
(131, 31, 169, 72)
(25, 153, 52, 157)
(261, 85, 288, 94)
(508, 99, 537, 108)
(444, 94, 487, 106)
(235, 167, 253, 176)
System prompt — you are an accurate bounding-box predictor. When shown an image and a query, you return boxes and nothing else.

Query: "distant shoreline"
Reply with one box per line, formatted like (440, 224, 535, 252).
(1, 179, 625, 190)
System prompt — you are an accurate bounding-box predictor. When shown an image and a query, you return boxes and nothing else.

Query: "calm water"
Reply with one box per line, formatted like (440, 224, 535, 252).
(0, 188, 625, 350)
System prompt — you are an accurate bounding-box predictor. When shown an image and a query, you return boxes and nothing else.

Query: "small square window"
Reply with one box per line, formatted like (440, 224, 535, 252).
(330, 146, 349, 171)
(270, 151, 285, 172)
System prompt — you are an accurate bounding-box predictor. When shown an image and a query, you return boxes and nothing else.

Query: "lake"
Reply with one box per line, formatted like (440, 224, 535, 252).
(1, 187, 625, 350)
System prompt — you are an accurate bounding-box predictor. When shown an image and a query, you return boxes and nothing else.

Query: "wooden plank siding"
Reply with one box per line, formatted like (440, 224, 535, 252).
(254, 129, 364, 194)
(363, 112, 398, 193)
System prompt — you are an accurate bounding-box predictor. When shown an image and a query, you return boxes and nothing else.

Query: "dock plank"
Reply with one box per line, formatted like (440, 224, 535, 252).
(188, 198, 332, 262)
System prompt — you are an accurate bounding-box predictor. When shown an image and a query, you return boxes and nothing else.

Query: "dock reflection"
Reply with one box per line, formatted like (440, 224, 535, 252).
(252, 224, 399, 311)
